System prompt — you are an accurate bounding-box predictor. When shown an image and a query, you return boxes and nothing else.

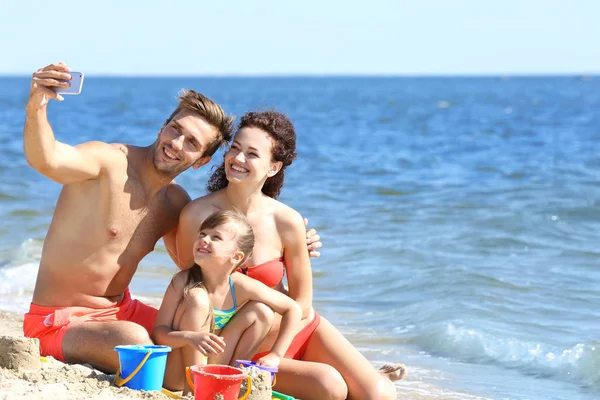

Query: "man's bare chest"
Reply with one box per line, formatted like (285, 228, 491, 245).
(102, 187, 177, 256)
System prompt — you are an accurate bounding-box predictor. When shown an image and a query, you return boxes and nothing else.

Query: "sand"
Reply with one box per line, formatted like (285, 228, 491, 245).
(238, 366, 271, 400)
(0, 310, 469, 400)
(0, 312, 170, 400)
(0, 335, 40, 370)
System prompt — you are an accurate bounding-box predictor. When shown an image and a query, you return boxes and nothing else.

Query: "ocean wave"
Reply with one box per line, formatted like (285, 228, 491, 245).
(0, 261, 38, 312)
(409, 322, 600, 389)
(0, 239, 43, 312)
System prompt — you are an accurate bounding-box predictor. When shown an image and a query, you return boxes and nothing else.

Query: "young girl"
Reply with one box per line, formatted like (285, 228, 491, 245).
(153, 209, 302, 392)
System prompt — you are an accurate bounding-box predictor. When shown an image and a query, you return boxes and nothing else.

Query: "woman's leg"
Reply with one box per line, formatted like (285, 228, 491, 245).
(210, 301, 274, 365)
(302, 316, 403, 400)
(272, 358, 348, 400)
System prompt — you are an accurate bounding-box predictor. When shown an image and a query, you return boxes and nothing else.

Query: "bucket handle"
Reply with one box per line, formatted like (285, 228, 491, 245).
(238, 376, 252, 400)
(185, 367, 253, 400)
(114, 350, 152, 387)
(185, 366, 194, 391)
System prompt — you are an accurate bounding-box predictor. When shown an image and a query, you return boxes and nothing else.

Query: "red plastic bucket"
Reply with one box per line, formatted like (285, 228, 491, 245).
(187, 364, 252, 400)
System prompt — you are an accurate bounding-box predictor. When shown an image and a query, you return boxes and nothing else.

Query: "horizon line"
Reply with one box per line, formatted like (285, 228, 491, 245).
(0, 72, 598, 79)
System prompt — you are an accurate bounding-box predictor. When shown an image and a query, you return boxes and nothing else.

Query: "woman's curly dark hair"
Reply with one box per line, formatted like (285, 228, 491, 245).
(206, 110, 297, 199)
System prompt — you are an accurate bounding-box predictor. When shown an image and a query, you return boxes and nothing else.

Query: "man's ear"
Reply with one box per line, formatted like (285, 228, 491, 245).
(267, 161, 283, 177)
(193, 156, 212, 170)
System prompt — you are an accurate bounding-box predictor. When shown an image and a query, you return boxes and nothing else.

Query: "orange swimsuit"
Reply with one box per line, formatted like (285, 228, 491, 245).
(240, 257, 321, 361)
(23, 289, 158, 362)
(236, 257, 285, 289)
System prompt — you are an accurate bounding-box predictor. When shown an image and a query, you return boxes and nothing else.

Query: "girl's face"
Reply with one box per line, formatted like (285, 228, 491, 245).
(193, 222, 244, 268)
(224, 127, 282, 185)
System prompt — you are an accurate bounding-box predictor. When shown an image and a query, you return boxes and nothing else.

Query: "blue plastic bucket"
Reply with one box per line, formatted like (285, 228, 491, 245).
(114, 345, 172, 391)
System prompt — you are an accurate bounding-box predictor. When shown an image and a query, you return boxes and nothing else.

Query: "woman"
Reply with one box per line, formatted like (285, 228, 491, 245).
(176, 111, 404, 400)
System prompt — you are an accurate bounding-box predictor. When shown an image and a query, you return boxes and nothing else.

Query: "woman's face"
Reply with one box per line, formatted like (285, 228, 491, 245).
(224, 127, 281, 184)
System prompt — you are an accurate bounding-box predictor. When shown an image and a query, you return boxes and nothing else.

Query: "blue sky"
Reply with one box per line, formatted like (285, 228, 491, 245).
(1, 0, 596, 76)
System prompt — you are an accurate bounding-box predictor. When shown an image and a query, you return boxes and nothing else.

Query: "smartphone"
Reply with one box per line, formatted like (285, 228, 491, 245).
(55, 72, 84, 95)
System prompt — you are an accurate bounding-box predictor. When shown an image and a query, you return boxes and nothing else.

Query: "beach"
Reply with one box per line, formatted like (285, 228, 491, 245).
(0, 310, 485, 400)
(0, 312, 173, 400)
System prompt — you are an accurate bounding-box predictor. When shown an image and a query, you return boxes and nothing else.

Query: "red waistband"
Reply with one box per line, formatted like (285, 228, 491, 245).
(27, 288, 132, 315)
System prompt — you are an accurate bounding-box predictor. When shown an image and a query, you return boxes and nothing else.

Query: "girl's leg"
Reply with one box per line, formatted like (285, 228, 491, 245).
(163, 348, 185, 391)
(162, 289, 212, 393)
(302, 316, 402, 400)
(210, 301, 274, 365)
(272, 359, 348, 400)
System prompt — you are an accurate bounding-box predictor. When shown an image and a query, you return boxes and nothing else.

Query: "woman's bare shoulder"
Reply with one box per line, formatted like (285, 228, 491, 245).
(271, 198, 304, 231)
(182, 190, 227, 219)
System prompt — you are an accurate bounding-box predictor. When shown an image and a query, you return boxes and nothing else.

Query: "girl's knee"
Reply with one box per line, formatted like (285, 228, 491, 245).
(250, 301, 275, 323)
(239, 301, 275, 325)
(179, 290, 212, 331)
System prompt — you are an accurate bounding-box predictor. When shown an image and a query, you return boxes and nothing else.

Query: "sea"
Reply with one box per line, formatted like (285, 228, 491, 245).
(0, 76, 599, 400)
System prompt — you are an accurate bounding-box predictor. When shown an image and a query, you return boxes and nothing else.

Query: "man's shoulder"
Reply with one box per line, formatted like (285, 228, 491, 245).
(76, 141, 127, 158)
(72, 141, 128, 173)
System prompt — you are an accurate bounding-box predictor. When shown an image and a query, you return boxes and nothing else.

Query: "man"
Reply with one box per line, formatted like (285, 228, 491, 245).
(22, 62, 321, 374)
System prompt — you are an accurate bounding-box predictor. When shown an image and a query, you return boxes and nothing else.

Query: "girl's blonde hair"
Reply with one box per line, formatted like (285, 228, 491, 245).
(184, 209, 255, 332)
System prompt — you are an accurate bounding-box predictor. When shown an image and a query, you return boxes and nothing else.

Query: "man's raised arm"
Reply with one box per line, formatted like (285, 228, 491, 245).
(24, 62, 104, 184)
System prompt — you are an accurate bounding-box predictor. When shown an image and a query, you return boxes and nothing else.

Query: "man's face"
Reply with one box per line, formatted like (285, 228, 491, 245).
(153, 110, 217, 176)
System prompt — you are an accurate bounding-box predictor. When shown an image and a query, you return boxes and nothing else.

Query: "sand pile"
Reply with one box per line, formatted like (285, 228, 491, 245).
(0, 335, 41, 371)
(238, 366, 272, 400)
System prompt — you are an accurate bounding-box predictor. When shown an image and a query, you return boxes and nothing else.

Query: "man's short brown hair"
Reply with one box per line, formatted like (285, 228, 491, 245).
(166, 89, 235, 157)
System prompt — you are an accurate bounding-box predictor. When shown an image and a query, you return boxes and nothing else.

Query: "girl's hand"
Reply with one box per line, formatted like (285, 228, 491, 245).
(186, 332, 226, 356)
(255, 352, 281, 368)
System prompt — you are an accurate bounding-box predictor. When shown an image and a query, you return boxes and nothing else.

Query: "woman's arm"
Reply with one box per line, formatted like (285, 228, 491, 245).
(278, 207, 314, 319)
(234, 273, 302, 366)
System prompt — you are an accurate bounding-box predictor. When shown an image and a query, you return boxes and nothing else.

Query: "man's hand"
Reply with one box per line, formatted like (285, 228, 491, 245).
(28, 62, 72, 108)
(304, 218, 322, 258)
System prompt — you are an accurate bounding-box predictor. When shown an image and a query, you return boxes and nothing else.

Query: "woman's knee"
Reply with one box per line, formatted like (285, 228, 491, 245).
(313, 365, 348, 400)
(360, 377, 396, 400)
